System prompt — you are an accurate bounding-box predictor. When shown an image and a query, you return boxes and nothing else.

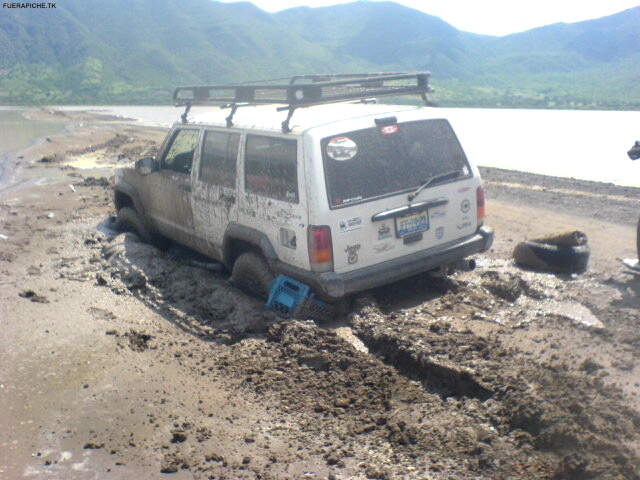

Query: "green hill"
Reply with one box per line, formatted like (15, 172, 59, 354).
(0, 0, 638, 108)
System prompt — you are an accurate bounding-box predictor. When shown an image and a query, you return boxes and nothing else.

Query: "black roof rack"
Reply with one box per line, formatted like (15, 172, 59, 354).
(173, 72, 432, 133)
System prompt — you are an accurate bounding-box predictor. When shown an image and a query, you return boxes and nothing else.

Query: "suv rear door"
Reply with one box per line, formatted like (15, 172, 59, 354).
(237, 134, 308, 268)
(313, 118, 478, 273)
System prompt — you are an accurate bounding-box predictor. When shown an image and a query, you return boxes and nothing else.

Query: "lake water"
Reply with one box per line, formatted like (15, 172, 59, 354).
(0, 109, 65, 182)
(0, 109, 64, 153)
(6, 105, 640, 187)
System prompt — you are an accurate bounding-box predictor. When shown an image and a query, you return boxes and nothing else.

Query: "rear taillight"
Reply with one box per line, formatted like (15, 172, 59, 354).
(476, 186, 486, 224)
(308, 225, 334, 272)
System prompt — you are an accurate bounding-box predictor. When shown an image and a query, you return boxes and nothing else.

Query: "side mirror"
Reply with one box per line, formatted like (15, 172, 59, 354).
(135, 157, 157, 175)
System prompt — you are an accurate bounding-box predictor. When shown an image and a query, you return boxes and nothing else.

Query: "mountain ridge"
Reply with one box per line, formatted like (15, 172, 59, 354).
(0, 1, 638, 108)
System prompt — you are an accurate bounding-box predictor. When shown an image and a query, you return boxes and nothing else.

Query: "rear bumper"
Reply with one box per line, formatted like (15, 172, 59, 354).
(275, 225, 494, 300)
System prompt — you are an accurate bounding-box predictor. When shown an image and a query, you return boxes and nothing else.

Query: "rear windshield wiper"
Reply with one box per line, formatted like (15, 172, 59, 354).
(407, 170, 461, 202)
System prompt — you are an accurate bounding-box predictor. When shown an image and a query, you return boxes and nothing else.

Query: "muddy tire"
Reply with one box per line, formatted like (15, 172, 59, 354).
(231, 252, 274, 300)
(115, 207, 171, 249)
(513, 240, 589, 274)
(115, 207, 153, 242)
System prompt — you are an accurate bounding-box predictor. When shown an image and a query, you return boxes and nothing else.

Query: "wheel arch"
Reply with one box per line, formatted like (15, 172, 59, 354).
(113, 182, 145, 215)
(222, 223, 278, 269)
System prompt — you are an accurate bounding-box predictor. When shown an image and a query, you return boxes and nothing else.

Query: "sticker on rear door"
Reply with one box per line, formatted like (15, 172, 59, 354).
(345, 244, 361, 264)
(326, 137, 357, 161)
(339, 216, 362, 233)
(377, 223, 392, 240)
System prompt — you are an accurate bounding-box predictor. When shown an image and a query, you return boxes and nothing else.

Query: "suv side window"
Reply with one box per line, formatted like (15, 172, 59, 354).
(162, 129, 200, 175)
(245, 135, 298, 203)
(200, 130, 240, 188)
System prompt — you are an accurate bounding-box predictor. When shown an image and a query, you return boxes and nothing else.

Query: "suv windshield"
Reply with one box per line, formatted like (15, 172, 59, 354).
(321, 119, 470, 208)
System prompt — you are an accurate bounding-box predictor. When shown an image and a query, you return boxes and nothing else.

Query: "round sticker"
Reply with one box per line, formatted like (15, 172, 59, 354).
(326, 136, 357, 161)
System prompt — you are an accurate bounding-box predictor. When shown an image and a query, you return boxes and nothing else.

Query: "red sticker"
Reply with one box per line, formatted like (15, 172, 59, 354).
(380, 124, 399, 135)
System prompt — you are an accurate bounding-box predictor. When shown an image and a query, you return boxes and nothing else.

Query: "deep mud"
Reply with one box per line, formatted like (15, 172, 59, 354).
(1, 111, 639, 479)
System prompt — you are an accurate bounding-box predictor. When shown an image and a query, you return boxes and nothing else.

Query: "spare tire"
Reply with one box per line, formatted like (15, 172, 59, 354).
(513, 240, 589, 274)
(530, 230, 587, 247)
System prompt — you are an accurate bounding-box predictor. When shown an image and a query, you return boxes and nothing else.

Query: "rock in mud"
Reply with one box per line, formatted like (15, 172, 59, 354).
(18, 289, 49, 303)
(170, 430, 187, 443)
(77, 176, 110, 187)
(160, 453, 188, 473)
(125, 330, 153, 352)
(38, 153, 63, 163)
(83, 442, 104, 449)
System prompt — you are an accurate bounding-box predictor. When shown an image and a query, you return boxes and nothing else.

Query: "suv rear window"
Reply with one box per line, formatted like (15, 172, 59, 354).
(322, 119, 470, 208)
(245, 135, 298, 203)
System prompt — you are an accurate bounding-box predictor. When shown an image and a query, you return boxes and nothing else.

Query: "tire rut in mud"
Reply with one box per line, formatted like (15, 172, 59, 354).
(205, 320, 555, 478)
(348, 296, 640, 480)
(354, 321, 494, 401)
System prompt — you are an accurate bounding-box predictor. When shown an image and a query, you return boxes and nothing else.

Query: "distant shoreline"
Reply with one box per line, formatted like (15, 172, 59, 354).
(2, 102, 640, 113)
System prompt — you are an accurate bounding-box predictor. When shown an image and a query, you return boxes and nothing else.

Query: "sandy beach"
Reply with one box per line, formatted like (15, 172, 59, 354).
(1, 109, 639, 479)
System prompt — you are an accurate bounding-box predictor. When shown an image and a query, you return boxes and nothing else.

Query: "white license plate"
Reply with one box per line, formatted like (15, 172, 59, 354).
(395, 211, 429, 237)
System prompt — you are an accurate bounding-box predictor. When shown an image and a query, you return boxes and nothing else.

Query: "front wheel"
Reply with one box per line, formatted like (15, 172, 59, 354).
(231, 252, 274, 300)
(115, 207, 170, 248)
(115, 207, 153, 243)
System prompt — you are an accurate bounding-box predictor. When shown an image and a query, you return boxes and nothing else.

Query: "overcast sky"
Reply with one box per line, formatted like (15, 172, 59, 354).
(219, 0, 640, 36)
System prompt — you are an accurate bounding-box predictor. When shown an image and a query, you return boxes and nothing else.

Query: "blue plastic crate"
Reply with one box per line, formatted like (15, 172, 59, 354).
(266, 275, 311, 318)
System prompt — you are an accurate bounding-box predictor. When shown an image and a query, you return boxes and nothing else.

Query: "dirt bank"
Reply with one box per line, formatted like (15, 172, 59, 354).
(1, 110, 639, 479)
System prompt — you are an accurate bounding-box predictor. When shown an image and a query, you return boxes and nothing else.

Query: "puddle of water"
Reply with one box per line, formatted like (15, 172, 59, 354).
(538, 300, 605, 329)
(333, 327, 369, 354)
(0, 110, 64, 153)
(65, 154, 121, 170)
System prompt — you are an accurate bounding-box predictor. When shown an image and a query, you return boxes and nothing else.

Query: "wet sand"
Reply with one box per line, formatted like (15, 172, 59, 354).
(1, 110, 639, 479)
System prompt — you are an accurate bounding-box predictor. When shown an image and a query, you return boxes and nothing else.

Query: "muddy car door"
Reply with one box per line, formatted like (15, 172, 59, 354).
(143, 127, 200, 245)
(191, 129, 241, 259)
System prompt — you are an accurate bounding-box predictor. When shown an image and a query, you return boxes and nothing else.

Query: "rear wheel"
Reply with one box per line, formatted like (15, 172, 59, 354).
(231, 252, 274, 300)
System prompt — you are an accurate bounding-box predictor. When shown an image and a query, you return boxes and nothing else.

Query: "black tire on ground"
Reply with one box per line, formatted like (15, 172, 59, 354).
(115, 207, 171, 248)
(513, 240, 590, 274)
(231, 252, 274, 300)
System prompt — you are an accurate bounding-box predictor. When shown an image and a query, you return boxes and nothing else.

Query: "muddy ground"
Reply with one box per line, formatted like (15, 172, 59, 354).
(1, 110, 639, 479)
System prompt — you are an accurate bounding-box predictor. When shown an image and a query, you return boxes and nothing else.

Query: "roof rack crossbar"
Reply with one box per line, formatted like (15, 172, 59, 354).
(174, 72, 431, 107)
(172, 73, 432, 132)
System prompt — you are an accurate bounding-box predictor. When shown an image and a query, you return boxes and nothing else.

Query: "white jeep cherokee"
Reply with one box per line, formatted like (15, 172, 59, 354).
(113, 74, 494, 301)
